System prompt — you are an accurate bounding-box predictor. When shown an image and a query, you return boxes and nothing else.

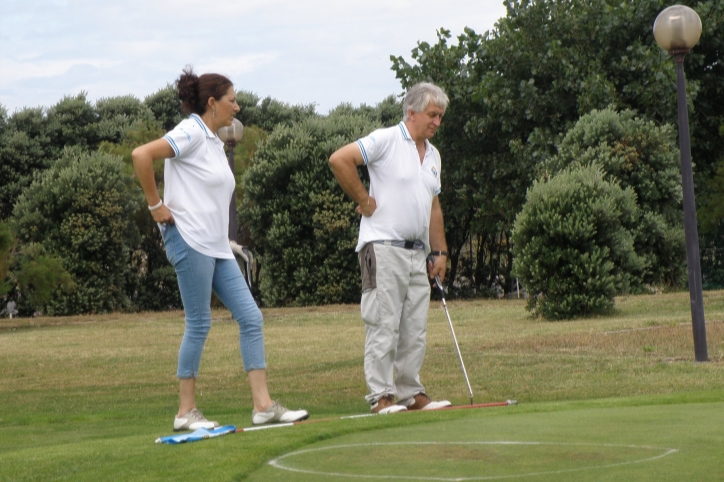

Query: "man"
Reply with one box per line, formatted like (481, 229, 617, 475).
(329, 82, 452, 414)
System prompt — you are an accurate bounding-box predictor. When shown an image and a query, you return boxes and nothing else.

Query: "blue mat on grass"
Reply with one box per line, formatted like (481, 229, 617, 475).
(155, 425, 236, 444)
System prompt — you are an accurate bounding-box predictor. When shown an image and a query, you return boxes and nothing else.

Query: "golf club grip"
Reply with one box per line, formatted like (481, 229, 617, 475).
(435, 276, 444, 295)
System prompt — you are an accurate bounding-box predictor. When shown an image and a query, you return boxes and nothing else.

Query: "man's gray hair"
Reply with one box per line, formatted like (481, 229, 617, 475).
(402, 82, 449, 121)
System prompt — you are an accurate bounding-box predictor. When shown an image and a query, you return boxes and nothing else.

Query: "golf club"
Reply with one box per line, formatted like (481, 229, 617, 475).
(429, 254, 474, 405)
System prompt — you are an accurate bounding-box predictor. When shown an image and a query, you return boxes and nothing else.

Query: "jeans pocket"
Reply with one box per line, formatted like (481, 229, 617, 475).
(161, 224, 176, 266)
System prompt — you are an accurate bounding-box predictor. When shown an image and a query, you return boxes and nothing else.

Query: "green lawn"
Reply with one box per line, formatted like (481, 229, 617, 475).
(251, 396, 724, 481)
(1, 291, 723, 480)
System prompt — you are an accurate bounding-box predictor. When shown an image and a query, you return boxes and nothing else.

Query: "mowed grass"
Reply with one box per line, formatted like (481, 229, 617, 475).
(0, 290, 723, 481)
(249, 401, 724, 481)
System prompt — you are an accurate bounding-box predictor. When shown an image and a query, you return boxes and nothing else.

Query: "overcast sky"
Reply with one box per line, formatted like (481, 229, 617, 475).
(0, 0, 507, 116)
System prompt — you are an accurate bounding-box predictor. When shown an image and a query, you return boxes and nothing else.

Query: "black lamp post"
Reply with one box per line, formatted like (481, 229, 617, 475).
(653, 5, 708, 362)
(217, 118, 244, 242)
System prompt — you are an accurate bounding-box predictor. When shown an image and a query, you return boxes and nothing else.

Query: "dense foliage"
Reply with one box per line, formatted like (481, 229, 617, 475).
(241, 101, 400, 306)
(1, 0, 722, 315)
(0, 106, 56, 219)
(236, 91, 318, 132)
(543, 108, 686, 288)
(12, 148, 141, 315)
(0, 84, 369, 314)
(512, 164, 643, 319)
(391, 0, 723, 296)
(0, 222, 12, 297)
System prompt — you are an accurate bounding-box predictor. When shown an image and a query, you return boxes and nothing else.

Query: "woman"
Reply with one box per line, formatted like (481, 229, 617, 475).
(132, 67, 308, 431)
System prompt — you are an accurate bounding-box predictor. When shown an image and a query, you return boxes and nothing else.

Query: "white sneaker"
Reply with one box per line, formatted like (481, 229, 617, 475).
(173, 408, 220, 432)
(420, 400, 453, 410)
(400, 393, 452, 411)
(252, 401, 309, 425)
(371, 395, 408, 414)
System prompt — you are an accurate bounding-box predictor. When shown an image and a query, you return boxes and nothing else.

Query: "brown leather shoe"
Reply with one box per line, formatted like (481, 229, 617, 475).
(405, 393, 452, 410)
(371, 395, 407, 414)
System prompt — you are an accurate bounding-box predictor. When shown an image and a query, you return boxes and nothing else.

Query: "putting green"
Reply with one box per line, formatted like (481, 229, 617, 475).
(246, 401, 724, 481)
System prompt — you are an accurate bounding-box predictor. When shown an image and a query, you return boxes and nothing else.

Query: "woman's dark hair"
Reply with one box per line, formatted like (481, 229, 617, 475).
(176, 66, 233, 116)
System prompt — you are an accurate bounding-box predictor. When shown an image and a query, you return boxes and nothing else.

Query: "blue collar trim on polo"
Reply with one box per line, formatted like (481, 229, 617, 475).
(399, 121, 431, 152)
(398, 121, 411, 140)
(190, 114, 215, 138)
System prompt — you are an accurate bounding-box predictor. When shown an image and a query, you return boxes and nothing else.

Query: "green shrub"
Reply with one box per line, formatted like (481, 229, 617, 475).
(133, 265, 181, 311)
(11, 243, 75, 313)
(11, 147, 141, 315)
(129, 210, 182, 312)
(144, 84, 183, 132)
(95, 95, 155, 144)
(512, 164, 644, 320)
(700, 223, 724, 290)
(0, 108, 55, 220)
(235, 91, 318, 132)
(45, 93, 99, 152)
(699, 158, 724, 290)
(542, 108, 685, 288)
(241, 112, 380, 306)
(0, 222, 12, 296)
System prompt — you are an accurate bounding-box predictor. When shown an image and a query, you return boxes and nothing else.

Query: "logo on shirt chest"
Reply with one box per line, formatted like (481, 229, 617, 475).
(430, 166, 438, 178)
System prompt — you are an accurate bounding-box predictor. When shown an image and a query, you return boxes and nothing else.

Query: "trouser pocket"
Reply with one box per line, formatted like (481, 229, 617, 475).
(160, 224, 177, 266)
(359, 243, 377, 291)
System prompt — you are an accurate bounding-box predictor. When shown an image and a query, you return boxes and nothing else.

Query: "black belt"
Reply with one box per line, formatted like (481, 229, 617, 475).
(373, 240, 424, 250)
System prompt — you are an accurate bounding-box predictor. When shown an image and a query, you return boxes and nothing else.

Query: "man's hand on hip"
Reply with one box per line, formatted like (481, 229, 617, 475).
(355, 196, 377, 217)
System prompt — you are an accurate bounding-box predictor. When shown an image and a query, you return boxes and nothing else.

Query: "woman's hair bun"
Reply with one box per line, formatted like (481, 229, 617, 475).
(176, 66, 199, 115)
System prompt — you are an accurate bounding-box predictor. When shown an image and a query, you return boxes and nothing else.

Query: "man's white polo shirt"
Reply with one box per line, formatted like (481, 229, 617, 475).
(355, 122, 442, 253)
(163, 114, 235, 259)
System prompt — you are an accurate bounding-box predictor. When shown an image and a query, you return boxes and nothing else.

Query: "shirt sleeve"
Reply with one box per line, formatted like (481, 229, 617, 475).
(433, 147, 442, 196)
(356, 128, 391, 166)
(163, 118, 204, 158)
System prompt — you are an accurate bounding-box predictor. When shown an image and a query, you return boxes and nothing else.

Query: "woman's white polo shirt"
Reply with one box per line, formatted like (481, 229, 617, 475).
(163, 114, 236, 259)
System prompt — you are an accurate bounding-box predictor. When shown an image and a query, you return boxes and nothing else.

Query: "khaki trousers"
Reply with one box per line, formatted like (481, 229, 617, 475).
(359, 242, 430, 405)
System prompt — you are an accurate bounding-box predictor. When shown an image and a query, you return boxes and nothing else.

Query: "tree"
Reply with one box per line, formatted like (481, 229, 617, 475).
(46, 92, 99, 152)
(326, 95, 403, 128)
(96, 122, 182, 311)
(236, 91, 318, 132)
(1, 225, 76, 317)
(699, 129, 724, 289)
(391, 0, 722, 296)
(128, 210, 182, 312)
(95, 95, 155, 144)
(0, 129, 49, 220)
(391, 27, 506, 297)
(232, 124, 268, 246)
(144, 84, 183, 132)
(543, 108, 685, 287)
(0, 104, 7, 135)
(11, 243, 75, 314)
(12, 147, 141, 315)
(241, 110, 380, 306)
(512, 164, 644, 319)
(0, 107, 56, 220)
(0, 222, 12, 296)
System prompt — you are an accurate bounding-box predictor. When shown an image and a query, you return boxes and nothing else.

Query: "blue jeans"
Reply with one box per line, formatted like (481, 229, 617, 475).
(161, 223, 266, 378)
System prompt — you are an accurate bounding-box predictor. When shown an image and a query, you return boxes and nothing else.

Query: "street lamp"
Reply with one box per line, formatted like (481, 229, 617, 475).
(653, 5, 708, 362)
(217, 117, 244, 242)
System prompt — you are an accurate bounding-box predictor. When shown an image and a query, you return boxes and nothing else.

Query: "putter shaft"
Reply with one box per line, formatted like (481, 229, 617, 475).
(435, 276, 474, 405)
